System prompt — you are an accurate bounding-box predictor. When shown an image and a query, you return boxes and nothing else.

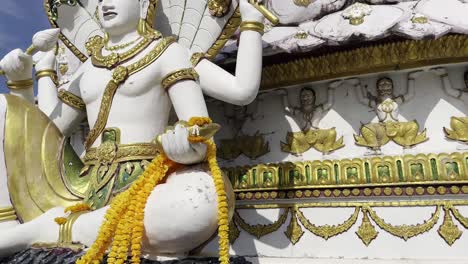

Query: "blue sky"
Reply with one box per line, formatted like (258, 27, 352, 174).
(0, 0, 51, 93)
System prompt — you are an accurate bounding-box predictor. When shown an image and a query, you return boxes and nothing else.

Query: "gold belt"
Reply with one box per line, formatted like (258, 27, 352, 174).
(83, 142, 159, 165)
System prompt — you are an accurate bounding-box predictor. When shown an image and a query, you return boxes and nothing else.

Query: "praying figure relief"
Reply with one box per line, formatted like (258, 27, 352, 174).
(217, 100, 270, 160)
(351, 73, 428, 152)
(432, 67, 468, 144)
(279, 80, 345, 155)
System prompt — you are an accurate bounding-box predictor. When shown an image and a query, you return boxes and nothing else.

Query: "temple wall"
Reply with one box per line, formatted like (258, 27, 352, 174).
(209, 64, 468, 167)
(202, 64, 468, 262)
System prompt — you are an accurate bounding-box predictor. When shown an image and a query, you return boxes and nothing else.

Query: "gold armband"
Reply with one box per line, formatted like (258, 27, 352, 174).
(240, 21, 265, 35)
(190, 52, 207, 67)
(58, 89, 86, 111)
(35, 69, 59, 86)
(161, 68, 199, 91)
(6, 79, 34, 90)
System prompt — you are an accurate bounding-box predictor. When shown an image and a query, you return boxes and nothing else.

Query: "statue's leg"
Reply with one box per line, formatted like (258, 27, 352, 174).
(71, 165, 232, 257)
(0, 207, 64, 257)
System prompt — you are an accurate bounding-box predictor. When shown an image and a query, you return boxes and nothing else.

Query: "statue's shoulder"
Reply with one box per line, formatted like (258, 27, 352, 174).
(158, 38, 193, 74)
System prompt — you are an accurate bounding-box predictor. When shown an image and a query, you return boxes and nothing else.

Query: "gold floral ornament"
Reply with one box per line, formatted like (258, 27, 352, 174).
(281, 128, 344, 155)
(411, 14, 429, 24)
(296, 207, 360, 240)
(342, 3, 372, 25)
(444, 117, 468, 143)
(294, 0, 312, 7)
(356, 209, 378, 246)
(354, 121, 428, 150)
(208, 0, 231, 17)
(218, 132, 270, 160)
(438, 207, 462, 246)
(233, 208, 289, 239)
(285, 207, 304, 245)
(367, 206, 441, 241)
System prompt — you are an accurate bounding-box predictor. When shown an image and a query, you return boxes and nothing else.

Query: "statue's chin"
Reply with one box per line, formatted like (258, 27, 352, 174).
(141, 165, 231, 255)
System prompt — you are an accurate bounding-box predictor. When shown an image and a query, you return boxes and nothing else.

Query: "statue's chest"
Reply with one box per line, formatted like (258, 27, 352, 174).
(80, 66, 157, 104)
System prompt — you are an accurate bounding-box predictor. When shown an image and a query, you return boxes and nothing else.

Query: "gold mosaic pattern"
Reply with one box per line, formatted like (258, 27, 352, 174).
(225, 152, 468, 200)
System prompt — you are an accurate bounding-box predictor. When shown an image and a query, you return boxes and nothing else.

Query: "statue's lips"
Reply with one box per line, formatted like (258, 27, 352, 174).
(103, 12, 117, 20)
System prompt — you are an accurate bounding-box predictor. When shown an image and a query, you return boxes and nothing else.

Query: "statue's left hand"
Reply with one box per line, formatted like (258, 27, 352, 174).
(0, 49, 33, 81)
(161, 124, 207, 164)
(240, 0, 264, 22)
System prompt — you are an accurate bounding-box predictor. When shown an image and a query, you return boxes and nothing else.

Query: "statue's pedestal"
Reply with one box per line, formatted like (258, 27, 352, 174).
(0, 248, 251, 264)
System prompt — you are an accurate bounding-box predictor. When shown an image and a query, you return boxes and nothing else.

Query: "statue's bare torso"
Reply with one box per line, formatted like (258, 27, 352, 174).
(78, 39, 185, 147)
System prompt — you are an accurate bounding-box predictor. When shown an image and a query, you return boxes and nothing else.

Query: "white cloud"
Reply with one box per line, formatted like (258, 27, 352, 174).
(0, 0, 25, 19)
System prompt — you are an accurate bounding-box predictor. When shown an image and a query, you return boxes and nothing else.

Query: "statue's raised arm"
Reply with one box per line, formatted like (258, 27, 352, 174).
(194, 0, 264, 105)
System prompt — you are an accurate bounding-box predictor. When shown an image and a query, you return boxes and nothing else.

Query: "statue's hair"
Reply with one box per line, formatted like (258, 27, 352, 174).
(376, 77, 393, 88)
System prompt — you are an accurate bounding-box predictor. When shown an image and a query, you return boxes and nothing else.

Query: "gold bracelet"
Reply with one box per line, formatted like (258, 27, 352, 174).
(6, 79, 34, 90)
(240, 21, 265, 35)
(35, 69, 59, 86)
(161, 68, 199, 90)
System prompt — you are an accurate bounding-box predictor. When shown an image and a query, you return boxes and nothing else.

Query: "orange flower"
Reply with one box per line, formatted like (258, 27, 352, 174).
(54, 217, 67, 225)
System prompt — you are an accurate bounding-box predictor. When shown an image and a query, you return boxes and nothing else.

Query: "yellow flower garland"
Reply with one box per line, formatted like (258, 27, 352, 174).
(75, 116, 230, 264)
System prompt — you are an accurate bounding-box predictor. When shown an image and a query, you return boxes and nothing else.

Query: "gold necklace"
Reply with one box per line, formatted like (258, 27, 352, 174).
(86, 34, 158, 69)
(104, 37, 142, 51)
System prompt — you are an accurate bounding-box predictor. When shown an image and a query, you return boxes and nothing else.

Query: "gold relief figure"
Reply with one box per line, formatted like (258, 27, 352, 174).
(351, 74, 428, 151)
(217, 100, 270, 160)
(433, 68, 468, 144)
(279, 81, 345, 155)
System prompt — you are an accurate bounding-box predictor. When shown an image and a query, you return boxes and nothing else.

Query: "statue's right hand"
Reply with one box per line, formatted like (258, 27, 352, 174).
(0, 49, 33, 81)
(34, 50, 56, 71)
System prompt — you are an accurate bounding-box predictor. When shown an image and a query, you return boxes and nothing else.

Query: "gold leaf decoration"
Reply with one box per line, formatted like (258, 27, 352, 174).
(438, 208, 462, 246)
(356, 209, 378, 246)
(234, 207, 289, 239)
(450, 206, 468, 229)
(296, 207, 360, 240)
(367, 206, 441, 241)
(229, 220, 240, 244)
(285, 207, 304, 245)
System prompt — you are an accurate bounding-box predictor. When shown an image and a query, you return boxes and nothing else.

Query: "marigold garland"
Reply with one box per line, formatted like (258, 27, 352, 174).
(65, 203, 91, 213)
(54, 217, 67, 225)
(188, 116, 212, 126)
(75, 116, 230, 264)
(205, 139, 230, 264)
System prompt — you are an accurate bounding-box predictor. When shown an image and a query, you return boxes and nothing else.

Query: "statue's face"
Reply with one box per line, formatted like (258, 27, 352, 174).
(98, 0, 140, 36)
(377, 78, 393, 97)
(300, 89, 315, 107)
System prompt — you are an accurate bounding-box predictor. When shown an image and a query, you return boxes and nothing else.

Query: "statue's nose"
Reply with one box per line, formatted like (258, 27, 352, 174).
(101, 1, 115, 11)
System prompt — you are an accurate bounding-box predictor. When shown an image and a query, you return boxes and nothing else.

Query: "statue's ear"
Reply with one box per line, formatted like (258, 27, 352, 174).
(140, 0, 150, 20)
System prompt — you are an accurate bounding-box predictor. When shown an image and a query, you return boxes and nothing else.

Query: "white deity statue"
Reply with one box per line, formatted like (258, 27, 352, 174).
(0, 0, 268, 262)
